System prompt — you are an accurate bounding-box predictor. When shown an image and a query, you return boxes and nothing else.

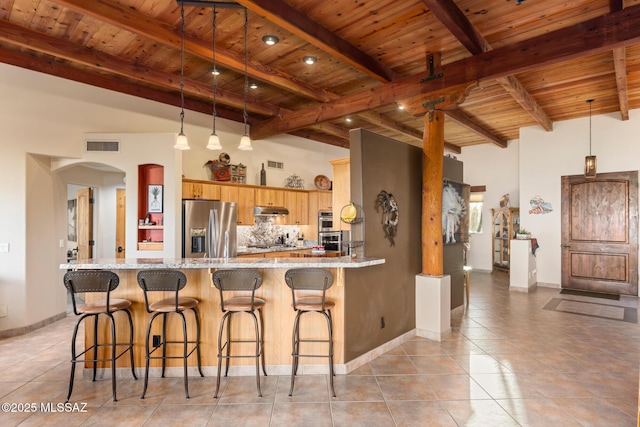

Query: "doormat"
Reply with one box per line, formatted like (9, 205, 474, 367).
(559, 289, 620, 301)
(543, 298, 637, 323)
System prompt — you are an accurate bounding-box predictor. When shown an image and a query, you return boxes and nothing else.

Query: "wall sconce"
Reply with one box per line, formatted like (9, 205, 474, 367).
(584, 99, 596, 179)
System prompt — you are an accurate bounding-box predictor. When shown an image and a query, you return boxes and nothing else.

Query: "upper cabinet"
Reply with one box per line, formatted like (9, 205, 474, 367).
(182, 182, 221, 200)
(255, 187, 284, 207)
(283, 190, 309, 225)
(316, 190, 332, 211)
(219, 185, 255, 226)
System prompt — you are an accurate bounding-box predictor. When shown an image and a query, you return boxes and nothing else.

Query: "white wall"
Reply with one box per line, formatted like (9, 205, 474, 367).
(460, 109, 640, 288)
(0, 62, 347, 332)
(458, 141, 520, 272)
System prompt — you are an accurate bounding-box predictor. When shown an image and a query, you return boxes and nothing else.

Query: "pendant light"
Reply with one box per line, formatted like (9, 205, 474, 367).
(206, 6, 222, 150)
(237, 8, 253, 151)
(174, 3, 190, 150)
(584, 99, 596, 179)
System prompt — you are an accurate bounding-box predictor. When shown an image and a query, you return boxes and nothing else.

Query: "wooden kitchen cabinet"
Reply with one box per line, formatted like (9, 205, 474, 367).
(317, 190, 332, 210)
(182, 182, 220, 200)
(219, 185, 255, 225)
(283, 190, 309, 225)
(255, 188, 284, 207)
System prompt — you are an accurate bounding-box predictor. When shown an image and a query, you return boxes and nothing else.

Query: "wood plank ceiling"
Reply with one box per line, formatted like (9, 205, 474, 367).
(1, 0, 640, 152)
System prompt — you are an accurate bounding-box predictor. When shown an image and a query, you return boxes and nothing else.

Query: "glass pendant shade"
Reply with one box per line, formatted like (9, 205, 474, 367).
(238, 134, 252, 150)
(174, 132, 190, 150)
(207, 133, 222, 150)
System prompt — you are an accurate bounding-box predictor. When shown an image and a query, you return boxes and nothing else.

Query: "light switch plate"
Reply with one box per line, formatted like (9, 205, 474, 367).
(0, 306, 7, 317)
(0, 243, 9, 253)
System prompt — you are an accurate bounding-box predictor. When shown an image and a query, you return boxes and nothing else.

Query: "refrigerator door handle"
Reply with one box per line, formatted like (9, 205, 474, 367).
(209, 208, 220, 258)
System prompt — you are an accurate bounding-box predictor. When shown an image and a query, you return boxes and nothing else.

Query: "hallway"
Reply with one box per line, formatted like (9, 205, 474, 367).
(0, 271, 637, 426)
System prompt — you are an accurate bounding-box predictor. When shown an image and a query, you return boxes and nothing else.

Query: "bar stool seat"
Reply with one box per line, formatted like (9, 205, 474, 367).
(212, 269, 266, 398)
(63, 270, 137, 403)
(137, 270, 203, 399)
(285, 268, 336, 397)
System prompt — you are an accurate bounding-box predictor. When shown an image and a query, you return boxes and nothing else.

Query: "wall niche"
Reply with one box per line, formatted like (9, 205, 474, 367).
(138, 164, 164, 250)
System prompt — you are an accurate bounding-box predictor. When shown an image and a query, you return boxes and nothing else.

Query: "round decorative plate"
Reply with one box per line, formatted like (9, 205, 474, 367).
(314, 175, 330, 190)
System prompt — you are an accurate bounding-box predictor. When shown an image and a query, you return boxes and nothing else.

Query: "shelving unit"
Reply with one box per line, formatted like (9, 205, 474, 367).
(340, 202, 364, 256)
(491, 207, 520, 273)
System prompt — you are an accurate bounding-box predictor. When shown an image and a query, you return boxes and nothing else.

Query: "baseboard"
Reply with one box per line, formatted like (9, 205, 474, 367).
(536, 282, 559, 289)
(0, 312, 67, 339)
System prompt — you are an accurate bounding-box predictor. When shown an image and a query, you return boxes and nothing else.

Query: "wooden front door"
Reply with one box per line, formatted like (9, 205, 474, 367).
(76, 187, 93, 260)
(561, 171, 638, 295)
(116, 188, 126, 258)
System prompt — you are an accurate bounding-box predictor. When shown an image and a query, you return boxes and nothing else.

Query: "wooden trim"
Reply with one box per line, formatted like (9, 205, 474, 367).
(470, 185, 486, 193)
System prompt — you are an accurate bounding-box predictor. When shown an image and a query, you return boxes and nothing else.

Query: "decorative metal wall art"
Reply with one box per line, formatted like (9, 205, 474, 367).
(284, 174, 305, 189)
(374, 190, 398, 246)
(529, 196, 553, 214)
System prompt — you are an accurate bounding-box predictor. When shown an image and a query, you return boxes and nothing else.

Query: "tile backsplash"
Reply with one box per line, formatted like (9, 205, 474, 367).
(238, 217, 302, 247)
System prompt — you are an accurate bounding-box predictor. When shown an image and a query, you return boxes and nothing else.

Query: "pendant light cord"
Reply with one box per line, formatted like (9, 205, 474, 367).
(587, 99, 593, 155)
(179, 4, 186, 135)
(212, 6, 217, 134)
(243, 8, 248, 136)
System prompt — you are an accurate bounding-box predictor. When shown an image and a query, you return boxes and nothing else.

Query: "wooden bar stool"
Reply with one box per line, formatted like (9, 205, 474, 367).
(63, 270, 137, 402)
(211, 269, 266, 398)
(284, 268, 336, 397)
(137, 270, 203, 399)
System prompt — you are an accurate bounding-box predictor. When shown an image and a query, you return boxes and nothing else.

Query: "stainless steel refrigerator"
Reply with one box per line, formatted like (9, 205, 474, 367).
(182, 200, 237, 258)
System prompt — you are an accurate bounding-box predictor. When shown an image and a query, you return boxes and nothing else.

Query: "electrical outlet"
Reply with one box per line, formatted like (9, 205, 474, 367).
(380, 316, 385, 329)
(0, 243, 9, 253)
(152, 335, 161, 348)
(0, 305, 7, 317)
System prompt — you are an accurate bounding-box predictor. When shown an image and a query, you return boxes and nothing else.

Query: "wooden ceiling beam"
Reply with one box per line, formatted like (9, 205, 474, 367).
(356, 111, 424, 141)
(250, 4, 640, 140)
(610, 0, 629, 121)
(445, 109, 507, 148)
(54, 0, 334, 103)
(237, 0, 398, 83)
(288, 130, 350, 148)
(422, 0, 552, 132)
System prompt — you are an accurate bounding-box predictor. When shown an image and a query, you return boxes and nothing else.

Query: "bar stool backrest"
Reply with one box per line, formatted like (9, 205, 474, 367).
(137, 270, 188, 313)
(284, 268, 334, 311)
(63, 270, 120, 315)
(212, 269, 263, 312)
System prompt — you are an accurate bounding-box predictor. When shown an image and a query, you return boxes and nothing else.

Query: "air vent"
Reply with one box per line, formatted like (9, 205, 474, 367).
(267, 160, 284, 170)
(86, 140, 120, 152)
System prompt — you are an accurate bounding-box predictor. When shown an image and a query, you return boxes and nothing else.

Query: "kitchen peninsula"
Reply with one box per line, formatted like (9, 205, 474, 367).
(60, 256, 384, 376)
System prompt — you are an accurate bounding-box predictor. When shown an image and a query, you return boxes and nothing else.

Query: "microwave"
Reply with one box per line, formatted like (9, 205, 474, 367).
(319, 230, 349, 252)
(318, 211, 333, 232)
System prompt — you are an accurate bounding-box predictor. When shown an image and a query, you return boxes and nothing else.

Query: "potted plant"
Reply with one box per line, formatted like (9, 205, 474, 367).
(516, 228, 531, 239)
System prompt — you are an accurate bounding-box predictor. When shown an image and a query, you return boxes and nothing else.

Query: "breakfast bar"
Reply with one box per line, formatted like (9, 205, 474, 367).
(60, 256, 384, 377)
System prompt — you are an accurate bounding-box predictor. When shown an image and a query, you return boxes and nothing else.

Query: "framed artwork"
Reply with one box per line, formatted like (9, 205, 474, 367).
(148, 184, 163, 213)
(67, 199, 77, 242)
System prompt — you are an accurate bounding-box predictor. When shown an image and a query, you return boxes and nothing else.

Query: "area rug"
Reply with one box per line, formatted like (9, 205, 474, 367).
(543, 298, 637, 323)
(559, 288, 620, 300)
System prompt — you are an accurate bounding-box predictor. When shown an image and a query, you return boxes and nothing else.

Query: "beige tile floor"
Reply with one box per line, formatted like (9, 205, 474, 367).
(0, 271, 638, 426)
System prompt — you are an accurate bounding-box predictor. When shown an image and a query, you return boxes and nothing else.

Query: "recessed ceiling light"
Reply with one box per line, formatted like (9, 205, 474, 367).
(262, 35, 279, 46)
(249, 82, 258, 89)
(303, 56, 317, 65)
(208, 67, 221, 76)
(345, 117, 352, 123)
(397, 104, 405, 110)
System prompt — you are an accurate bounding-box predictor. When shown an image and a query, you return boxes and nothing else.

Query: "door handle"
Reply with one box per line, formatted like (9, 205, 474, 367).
(117, 246, 124, 253)
(561, 245, 571, 248)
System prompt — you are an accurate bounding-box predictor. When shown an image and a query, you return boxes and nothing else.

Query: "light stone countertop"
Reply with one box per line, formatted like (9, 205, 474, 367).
(60, 256, 385, 270)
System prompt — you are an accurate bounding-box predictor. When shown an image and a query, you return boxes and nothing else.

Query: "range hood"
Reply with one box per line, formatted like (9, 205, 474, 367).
(253, 206, 289, 216)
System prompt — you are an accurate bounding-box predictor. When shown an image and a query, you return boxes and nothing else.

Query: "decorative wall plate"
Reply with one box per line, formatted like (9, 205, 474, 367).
(314, 175, 330, 190)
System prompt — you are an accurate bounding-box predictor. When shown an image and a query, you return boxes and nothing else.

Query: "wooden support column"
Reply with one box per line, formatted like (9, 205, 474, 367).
(422, 110, 445, 276)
